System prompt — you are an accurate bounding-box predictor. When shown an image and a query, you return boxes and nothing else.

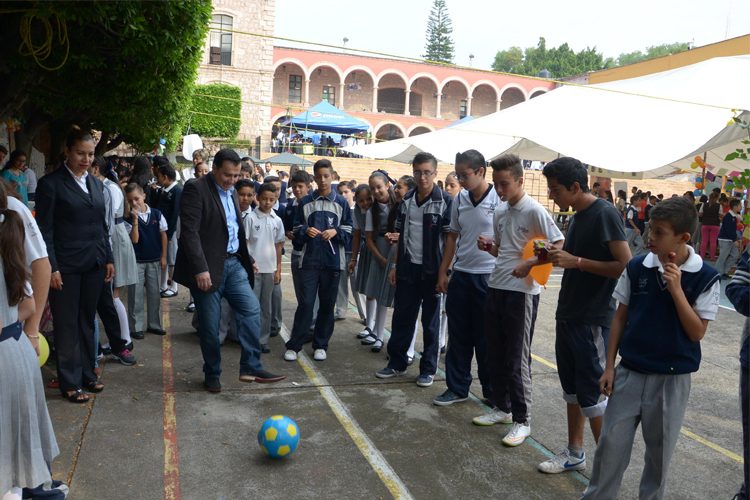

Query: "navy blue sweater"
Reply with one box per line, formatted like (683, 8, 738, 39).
(293, 190, 352, 270)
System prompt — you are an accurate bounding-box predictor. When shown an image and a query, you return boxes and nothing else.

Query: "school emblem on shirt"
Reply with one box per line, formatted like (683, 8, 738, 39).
(517, 225, 530, 235)
(487, 202, 497, 215)
(638, 275, 648, 290)
(254, 224, 261, 232)
(431, 214, 439, 225)
(327, 216, 334, 226)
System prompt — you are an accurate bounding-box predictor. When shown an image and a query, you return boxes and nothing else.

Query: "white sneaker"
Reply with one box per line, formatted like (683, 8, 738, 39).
(283, 349, 298, 361)
(537, 448, 586, 474)
(472, 408, 513, 426)
(313, 349, 327, 361)
(502, 422, 531, 447)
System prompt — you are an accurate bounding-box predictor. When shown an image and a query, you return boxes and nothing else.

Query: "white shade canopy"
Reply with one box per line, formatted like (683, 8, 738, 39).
(345, 55, 750, 178)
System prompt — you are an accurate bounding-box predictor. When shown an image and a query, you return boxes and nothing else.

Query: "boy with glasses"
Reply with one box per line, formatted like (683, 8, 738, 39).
(375, 152, 453, 387)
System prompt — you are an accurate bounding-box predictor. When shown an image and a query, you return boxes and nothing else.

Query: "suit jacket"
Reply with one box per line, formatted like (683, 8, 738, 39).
(35, 166, 114, 274)
(173, 173, 255, 292)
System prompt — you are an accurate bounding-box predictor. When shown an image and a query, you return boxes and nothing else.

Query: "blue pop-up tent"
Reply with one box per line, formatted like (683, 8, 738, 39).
(289, 101, 370, 135)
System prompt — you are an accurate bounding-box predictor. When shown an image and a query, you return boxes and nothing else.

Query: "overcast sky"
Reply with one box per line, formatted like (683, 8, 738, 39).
(275, 0, 750, 70)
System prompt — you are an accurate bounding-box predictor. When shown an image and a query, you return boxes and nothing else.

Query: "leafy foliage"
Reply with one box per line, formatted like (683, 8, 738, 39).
(492, 38, 613, 78)
(616, 42, 690, 67)
(189, 83, 241, 139)
(724, 116, 750, 191)
(0, 1, 212, 154)
(491, 40, 691, 78)
(423, 0, 454, 64)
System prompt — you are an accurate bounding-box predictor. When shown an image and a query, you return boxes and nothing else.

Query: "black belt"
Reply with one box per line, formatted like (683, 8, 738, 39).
(114, 216, 125, 225)
(226, 252, 241, 259)
(0, 321, 23, 343)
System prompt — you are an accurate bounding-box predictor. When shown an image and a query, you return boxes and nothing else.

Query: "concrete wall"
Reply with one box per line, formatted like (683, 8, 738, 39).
(343, 72, 375, 113)
(471, 85, 497, 117)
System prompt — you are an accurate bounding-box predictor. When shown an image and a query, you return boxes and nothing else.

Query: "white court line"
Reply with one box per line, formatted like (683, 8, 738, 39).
(279, 325, 414, 500)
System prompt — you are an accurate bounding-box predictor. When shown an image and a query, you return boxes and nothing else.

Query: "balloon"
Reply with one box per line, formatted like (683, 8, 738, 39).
(695, 182, 703, 189)
(694, 176, 702, 183)
(38, 334, 49, 367)
(693, 189, 702, 196)
(522, 239, 553, 286)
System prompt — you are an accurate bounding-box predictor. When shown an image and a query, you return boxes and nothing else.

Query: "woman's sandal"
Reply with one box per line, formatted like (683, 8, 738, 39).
(371, 339, 383, 353)
(84, 381, 104, 393)
(63, 389, 90, 404)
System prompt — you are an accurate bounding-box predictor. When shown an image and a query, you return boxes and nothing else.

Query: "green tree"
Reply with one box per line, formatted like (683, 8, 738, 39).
(423, 0, 454, 64)
(0, 1, 212, 155)
(616, 42, 691, 66)
(491, 38, 611, 78)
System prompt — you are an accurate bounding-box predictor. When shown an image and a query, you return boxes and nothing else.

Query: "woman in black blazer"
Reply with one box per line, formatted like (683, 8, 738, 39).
(35, 129, 115, 403)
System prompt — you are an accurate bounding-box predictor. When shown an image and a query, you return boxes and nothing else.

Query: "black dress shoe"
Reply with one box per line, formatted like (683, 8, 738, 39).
(204, 377, 221, 393)
(148, 328, 167, 336)
(269, 330, 279, 338)
(261, 344, 271, 354)
(132, 331, 145, 340)
(239, 370, 286, 384)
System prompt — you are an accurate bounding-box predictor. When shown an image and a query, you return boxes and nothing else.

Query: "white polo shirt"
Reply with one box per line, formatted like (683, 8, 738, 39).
(7, 195, 47, 266)
(449, 186, 502, 274)
(406, 198, 427, 265)
(488, 193, 564, 295)
(243, 207, 285, 273)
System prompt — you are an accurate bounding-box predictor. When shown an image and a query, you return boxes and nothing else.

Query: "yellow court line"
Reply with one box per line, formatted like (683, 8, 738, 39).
(161, 303, 182, 500)
(530, 352, 744, 465)
(280, 325, 413, 499)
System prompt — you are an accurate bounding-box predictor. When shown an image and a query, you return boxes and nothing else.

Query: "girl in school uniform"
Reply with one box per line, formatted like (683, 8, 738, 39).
(349, 185, 376, 339)
(362, 171, 397, 352)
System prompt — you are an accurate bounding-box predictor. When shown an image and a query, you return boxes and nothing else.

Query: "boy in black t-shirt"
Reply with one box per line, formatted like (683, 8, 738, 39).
(539, 158, 631, 474)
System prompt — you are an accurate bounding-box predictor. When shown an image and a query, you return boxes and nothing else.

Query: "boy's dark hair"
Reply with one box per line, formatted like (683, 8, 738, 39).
(648, 196, 697, 236)
(455, 149, 486, 172)
(398, 175, 416, 190)
(213, 148, 241, 168)
(683, 191, 695, 200)
(290, 170, 311, 185)
(264, 175, 281, 183)
(729, 198, 741, 210)
(412, 152, 437, 169)
(235, 179, 255, 192)
(336, 183, 350, 194)
(313, 158, 333, 173)
(542, 157, 590, 192)
(240, 161, 253, 174)
(152, 155, 170, 168)
(490, 154, 523, 180)
(257, 182, 278, 196)
(157, 163, 177, 181)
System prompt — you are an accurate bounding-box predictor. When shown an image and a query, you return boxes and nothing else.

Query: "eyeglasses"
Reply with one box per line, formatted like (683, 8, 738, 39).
(412, 170, 436, 178)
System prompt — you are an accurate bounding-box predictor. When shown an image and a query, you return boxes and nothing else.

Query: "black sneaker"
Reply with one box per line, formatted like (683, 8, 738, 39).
(239, 370, 286, 383)
(433, 390, 468, 406)
(147, 328, 167, 336)
(112, 349, 136, 366)
(185, 302, 195, 313)
(131, 331, 145, 340)
(261, 344, 271, 354)
(101, 345, 112, 356)
(269, 330, 279, 338)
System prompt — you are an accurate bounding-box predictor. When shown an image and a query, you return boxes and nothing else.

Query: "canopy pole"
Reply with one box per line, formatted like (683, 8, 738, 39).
(701, 152, 707, 195)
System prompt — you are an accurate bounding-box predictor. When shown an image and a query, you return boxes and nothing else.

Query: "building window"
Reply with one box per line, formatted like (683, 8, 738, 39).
(209, 14, 233, 66)
(459, 99, 468, 119)
(322, 85, 336, 106)
(289, 75, 302, 103)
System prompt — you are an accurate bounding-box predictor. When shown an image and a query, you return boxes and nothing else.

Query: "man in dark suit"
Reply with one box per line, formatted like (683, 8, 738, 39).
(174, 148, 285, 392)
(36, 131, 121, 402)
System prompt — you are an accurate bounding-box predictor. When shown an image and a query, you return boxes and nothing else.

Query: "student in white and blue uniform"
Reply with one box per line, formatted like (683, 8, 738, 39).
(433, 150, 501, 406)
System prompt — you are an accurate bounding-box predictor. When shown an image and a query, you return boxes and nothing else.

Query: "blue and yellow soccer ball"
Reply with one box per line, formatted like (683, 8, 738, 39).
(258, 415, 300, 458)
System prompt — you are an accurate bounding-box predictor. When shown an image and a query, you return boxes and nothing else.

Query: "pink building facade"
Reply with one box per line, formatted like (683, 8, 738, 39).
(272, 47, 556, 141)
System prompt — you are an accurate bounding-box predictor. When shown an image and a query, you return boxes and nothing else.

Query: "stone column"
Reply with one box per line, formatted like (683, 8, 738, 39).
(496, 99, 502, 112)
(304, 78, 310, 107)
(339, 82, 346, 109)
(404, 90, 411, 116)
(466, 96, 473, 117)
(372, 86, 379, 112)
(436, 93, 442, 119)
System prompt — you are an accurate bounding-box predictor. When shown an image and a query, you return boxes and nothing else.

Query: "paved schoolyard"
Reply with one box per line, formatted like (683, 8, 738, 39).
(44, 264, 746, 499)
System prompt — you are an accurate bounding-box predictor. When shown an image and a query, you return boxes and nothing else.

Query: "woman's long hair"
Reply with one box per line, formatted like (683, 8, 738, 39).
(130, 156, 152, 189)
(0, 181, 28, 306)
